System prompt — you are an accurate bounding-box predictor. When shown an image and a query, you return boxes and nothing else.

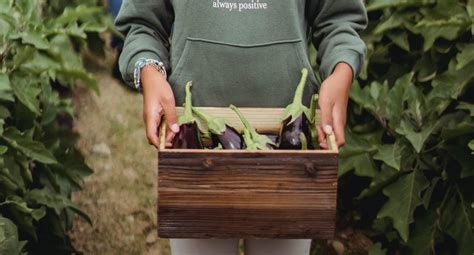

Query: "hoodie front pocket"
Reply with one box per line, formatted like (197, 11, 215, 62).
(169, 37, 316, 107)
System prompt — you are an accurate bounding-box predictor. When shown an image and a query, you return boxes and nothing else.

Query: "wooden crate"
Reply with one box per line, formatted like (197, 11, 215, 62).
(158, 107, 339, 239)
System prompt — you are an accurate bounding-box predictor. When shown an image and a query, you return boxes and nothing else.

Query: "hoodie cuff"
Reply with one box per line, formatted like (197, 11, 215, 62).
(133, 58, 167, 91)
(320, 49, 362, 81)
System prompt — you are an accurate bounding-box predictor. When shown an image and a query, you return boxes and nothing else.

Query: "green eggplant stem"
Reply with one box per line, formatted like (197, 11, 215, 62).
(243, 129, 253, 147)
(299, 132, 308, 150)
(230, 104, 257, 137)
(184, 82, 193, 118)
(192, 107, 212, 124)
(309, 94, 319, 123)
(292, 68, 309, 105)
(180, 81, 194, 124)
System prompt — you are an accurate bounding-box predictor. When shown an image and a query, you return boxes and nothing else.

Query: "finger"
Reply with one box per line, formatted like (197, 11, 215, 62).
(161, 99, 180, 146)
(317, 125, 325, 144)
(318, 97, 334, 136)
(317, 126, 328, 149)
(165, 129, 177, 148)
(333, 107, 346, 148)
(333, 102, 348, 147)
(145, 113, 161, 149)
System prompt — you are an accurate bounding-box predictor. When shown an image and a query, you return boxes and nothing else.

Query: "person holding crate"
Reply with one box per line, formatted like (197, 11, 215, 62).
(115, 0, 367, 254)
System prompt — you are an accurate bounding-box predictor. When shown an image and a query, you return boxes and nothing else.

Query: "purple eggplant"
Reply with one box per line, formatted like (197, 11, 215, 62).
(172, 82, 203, 149)
(278, 68, 314, 150)
(230, 105, 276, 150)
(192, 107, 244, 150)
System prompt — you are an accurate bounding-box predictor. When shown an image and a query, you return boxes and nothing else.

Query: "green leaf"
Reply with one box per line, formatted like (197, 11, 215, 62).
(374, 14, 404, 34)
(368, 243, 386, 255)
(387, 30, 410, 51)
(445, 144, 474, 178)
(467, 0, 474, 34)
(0, 74, 11, 91)
(366, 0, 435, 11)
(455, 43, 474, 70)
(396, 118, 437, 153)
(56, 67, 99, 94)
(414, 54, 437, 82)
(339, 130, 378, 177)
(377, 169, 429, 242)
(457, 102, 474, 117)
(440, 185, 474, 255)
(374, 141, 404, 171)
(21, 51, 61, 73)
(407, 211, 437, 255)
(430, 60, 474, 102)
(0, 105, 10, 119)
(21, 31, 49, 50)
(11, 76, 41, 114)
(12, 46, 36, 68)
(2, 127, 57, 164)
(0, 216, 27, 255)
(469, 140, 474, 153)
(25, 188, 92, 225)
(56, 5, 103, 24)
(0, 146, 7, 154)
(358, 165, 402, 199)
(422, 177, 439, 209)
(0, 197, 46, 240)
(386, 73, 412, 128)
(440, 114, 474, 140)
(410, 0, 471, 51)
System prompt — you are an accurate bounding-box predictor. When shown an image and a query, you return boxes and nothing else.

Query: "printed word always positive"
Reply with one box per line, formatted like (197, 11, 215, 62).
(212, 0, 269, 12)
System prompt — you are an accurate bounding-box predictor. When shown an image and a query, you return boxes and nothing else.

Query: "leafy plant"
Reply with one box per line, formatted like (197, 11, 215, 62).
(337, 0, 474, 254)
(0, 0, 110, 253)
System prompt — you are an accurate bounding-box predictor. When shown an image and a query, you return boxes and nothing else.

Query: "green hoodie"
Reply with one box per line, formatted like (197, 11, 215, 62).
(115, 0, 367, 107)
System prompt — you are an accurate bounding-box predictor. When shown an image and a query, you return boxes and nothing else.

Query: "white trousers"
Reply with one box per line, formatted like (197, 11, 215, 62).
(170, 239, 312, 255)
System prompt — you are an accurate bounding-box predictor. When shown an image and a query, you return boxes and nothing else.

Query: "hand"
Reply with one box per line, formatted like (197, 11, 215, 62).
(141, 65, 179, 149)
(317, 62, 353, 149)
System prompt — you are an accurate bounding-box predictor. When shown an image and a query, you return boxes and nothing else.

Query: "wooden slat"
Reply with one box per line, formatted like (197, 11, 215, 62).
(158, 151, 338, 238)
(158, 208, 335, 239)
(175, 107, 291, 133)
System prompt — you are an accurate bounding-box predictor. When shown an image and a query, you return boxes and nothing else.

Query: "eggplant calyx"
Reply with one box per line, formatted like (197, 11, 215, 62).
(179, 81, 197, 125)
(192, 107, 227, 135)
(230, 104, 275, 150)
(281, 68, 312, 125)
(242, 129, 256, 149)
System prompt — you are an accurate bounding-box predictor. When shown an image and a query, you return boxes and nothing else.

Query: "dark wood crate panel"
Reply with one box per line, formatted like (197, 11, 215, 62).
(157, 107, 339, 239)
(158, 150, 338, 239)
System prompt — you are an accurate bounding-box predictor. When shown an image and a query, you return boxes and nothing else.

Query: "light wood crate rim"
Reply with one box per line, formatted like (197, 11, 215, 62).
(159, 107, 339, 153)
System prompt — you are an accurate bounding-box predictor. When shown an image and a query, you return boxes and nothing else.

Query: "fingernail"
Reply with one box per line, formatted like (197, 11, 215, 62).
(323, 125, 333, 135)
(319, 143, 324, 147)
(171, 124, 180, 133)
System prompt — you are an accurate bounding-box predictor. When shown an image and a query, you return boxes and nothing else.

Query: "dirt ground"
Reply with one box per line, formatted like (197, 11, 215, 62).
(69, 70, 171, 255)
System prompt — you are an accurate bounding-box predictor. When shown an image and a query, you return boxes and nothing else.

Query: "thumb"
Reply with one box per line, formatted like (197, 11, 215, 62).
(319, 99, 334, 135)
(161, 100, 180, 146)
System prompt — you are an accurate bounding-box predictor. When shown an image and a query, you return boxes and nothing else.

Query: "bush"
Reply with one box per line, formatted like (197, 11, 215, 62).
(339, 0, 474, 254)
(0, 0, 110, 253)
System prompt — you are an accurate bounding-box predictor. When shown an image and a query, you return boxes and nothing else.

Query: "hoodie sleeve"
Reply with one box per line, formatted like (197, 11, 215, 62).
(308, 0, 368, 80)
(114, 0, 174, 88)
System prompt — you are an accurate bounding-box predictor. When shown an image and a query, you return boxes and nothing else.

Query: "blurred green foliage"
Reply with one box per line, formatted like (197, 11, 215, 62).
(0, 0, 111, 253)
(338, 0, 474, 254)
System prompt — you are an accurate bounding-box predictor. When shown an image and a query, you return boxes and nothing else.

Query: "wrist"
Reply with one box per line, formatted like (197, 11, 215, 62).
(330, 63, 353, 90)
(332, 62, 353, 78)
(141, 67, 167, 91)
